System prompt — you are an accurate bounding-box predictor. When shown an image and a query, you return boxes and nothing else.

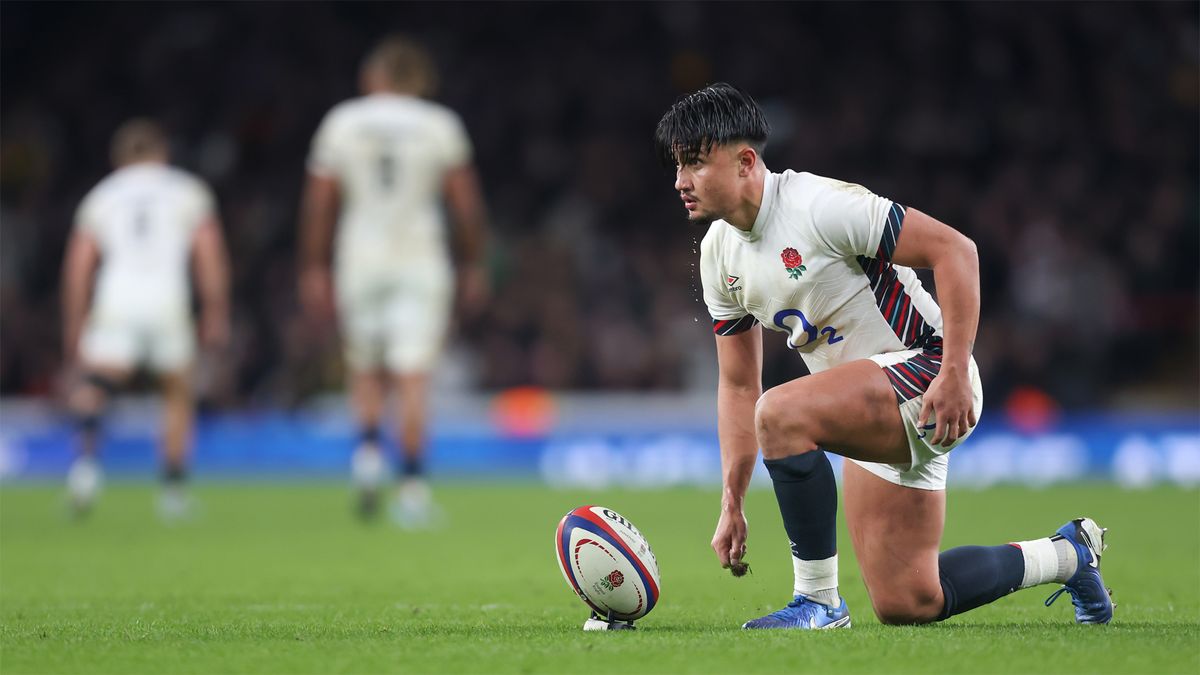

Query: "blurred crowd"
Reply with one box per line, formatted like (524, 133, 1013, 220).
(2, 2, 1196, 410)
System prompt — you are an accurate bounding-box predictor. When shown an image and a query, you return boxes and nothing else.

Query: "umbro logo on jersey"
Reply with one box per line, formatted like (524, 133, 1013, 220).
(726, 275, 743, 292)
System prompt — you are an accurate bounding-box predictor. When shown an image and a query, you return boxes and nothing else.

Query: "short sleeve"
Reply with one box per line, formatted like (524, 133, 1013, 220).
(73, 188, 102, 236)
(442, 111, 473, 169)
(699, 228, 758, 335)
(307, 108, 346, 178)
(809, 177, 906, 262)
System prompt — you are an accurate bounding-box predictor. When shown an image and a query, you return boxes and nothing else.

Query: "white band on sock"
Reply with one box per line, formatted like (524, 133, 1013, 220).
(793, 553, 839, 599)
(1013, 539, 1058, 589)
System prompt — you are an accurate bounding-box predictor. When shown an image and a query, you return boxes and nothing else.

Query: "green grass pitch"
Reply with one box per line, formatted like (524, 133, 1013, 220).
(2, 482, 1197, 674)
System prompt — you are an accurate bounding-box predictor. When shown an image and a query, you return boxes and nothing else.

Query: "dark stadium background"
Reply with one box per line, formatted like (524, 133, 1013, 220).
(1, 1, 1196, 415)
(1, 6, 1198, 672)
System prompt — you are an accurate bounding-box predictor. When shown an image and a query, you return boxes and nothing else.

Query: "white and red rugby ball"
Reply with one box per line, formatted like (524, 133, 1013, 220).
(555, 505, 661, 621)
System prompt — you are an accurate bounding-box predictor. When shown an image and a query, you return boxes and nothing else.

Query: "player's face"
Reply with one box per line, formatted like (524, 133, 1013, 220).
(673, 146, 739, 224)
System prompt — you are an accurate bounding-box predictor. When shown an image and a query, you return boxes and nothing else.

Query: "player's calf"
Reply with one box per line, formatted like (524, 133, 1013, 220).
(66, 372, 118, 514)
(936, 518, 1113, 624)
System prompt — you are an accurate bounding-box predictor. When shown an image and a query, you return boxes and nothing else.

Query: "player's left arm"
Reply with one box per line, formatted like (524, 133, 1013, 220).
(890, 208, 980, 447)
(444, 164, 490, 316)
(191, 215, 232, 349)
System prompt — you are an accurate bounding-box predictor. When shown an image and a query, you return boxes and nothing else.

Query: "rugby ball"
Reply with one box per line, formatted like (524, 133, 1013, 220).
(555, 505, 661, 621)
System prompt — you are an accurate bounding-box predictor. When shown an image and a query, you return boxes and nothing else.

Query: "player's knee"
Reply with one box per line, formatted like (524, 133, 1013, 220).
(755, 389, 818, 460)
(71, 374, 116, 416)
(871, 590, 943, 625)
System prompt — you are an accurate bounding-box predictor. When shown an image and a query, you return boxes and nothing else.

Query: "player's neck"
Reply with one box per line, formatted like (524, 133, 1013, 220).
(725, 169, 767, 232)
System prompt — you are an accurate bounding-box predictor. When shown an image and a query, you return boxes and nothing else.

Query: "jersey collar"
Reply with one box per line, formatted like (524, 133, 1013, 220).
(730, 171, 777, 242)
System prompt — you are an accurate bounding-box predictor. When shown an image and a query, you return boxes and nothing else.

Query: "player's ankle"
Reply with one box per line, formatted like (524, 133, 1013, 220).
(1011, 536, 1078, 588)
(799, 587, 840, 607)
(794, 553, 839, 605)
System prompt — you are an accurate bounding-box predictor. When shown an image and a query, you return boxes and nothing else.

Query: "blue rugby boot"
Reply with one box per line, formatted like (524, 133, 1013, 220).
(742, 595, 851, 629)
(1044, 517, 1114, 624)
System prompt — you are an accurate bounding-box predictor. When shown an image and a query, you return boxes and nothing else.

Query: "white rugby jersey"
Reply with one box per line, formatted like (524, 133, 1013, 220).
(75, 163, 215, 323)
(699, 170, 944, 374)
(307, 93, 472, 284)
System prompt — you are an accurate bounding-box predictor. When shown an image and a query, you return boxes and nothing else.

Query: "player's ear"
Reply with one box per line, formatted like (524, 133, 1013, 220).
(736, 146, 758, 177)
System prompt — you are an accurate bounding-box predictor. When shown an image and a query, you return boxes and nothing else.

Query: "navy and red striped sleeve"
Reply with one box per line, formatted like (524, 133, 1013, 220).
(875, 203, 906, 263)
(712, 315, 758, 336)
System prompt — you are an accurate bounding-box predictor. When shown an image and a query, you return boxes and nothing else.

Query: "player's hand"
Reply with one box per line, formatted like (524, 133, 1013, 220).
(458, 264, 490, 318)
(711, 507, 748, 569)
(919, 364, 977, 447)
(300, 265, 335, 322)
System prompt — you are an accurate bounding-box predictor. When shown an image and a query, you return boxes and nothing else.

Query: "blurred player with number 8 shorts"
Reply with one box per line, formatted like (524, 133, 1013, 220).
(300, 36, 489, 526)
(656, 84, 1114, 629)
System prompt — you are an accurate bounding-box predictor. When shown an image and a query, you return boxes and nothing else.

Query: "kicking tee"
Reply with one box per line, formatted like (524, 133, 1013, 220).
(699, 170, 943, 375)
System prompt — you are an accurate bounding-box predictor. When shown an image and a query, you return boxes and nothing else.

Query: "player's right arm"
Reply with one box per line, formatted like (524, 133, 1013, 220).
(299, 108, 344, 323)
(298, 173, 339, 322)
(60, 221, 101, 365)
(712, 322, 763, 569)
(699, 227, 763, 569)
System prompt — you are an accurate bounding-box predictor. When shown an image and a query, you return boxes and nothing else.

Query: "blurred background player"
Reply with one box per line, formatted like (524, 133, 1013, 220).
(299, 35, 489, 525)
(60, 119, 231, 519)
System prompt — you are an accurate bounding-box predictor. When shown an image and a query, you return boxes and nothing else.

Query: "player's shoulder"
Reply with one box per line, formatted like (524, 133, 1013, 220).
(404, 96, 466, 134)
(328, 94, 461, 130)
(147, 165, 211, 199)
(699, 220, 732, 255)
(776, 170, 853, 203)
(320, 96, 369, 125)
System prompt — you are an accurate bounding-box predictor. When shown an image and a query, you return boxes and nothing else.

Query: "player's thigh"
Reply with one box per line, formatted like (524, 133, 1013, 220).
(756, 359, 909, 464)
(843, 460, 945, 623)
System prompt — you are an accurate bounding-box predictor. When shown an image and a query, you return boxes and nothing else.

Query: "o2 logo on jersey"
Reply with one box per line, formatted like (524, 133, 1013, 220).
(773, 309, 845, 349)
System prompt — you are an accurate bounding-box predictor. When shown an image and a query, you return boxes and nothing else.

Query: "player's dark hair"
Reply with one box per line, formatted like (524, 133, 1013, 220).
(654, 83, 769, 167)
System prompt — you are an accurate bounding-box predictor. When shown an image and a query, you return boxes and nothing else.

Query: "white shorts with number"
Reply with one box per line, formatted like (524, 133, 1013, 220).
(337, 272, 453, 374)
(847, 346, 984, 491)
(80, 312, 195, 374)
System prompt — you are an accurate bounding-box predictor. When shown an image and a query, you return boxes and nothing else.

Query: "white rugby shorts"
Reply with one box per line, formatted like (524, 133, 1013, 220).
(80, 312, 195, 373)
(847, 348, 984, 490)
(337, 272, 453, 374)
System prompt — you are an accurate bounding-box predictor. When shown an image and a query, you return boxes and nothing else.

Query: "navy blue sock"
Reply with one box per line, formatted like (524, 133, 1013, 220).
(359, 425, 382, 445)
(401, 456, 424, 478)
(937, 545, 1025, 620)
(763, 451, 837, 561)
(162, 464, 187, 485)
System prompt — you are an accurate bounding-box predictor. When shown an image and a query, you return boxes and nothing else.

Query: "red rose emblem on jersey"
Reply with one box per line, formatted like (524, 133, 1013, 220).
(607, 570, 625, 588)
(781, 248, 807, 279)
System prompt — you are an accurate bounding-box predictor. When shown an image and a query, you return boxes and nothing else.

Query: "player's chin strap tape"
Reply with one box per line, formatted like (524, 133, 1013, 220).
(713, 315, 758, 336)
(84, 373, 119, 397)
